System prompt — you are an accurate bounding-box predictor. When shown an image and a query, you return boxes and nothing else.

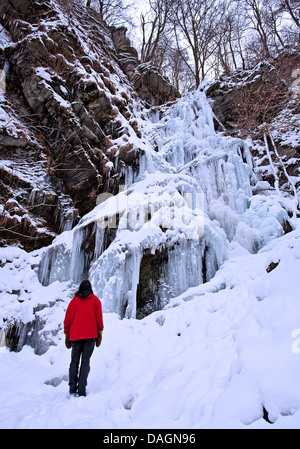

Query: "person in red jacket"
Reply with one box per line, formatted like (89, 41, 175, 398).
(64, 280, 104, 397)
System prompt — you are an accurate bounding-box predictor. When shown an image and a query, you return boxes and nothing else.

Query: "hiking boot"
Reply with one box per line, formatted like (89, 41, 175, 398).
(77, 390, 86, 397)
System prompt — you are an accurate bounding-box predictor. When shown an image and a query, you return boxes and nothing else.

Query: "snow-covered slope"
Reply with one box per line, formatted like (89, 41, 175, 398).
(1, 87, 300, 428)
(1, 221, 300, 429)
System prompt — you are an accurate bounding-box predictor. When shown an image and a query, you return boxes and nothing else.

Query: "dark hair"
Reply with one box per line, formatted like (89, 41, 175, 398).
(75, 280, 93, 298)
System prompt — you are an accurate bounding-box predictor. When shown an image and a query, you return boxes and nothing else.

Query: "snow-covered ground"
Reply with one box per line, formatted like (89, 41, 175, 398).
(1, 89, 300, 429)
(1, 224, 300, 429)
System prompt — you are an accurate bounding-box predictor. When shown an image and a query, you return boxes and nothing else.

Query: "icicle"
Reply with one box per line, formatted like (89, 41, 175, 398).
(269, 131, 300, 214)
(164, 237, 205, 298)
(263, 132, 282, 197)
(70, 226, 89, 283)
(90, 242, 143, 319)
(37, 88, 294, 319)
(0, 328, 6, 348)
(38, 237, 72, 286)
(124, 247, 143, 319)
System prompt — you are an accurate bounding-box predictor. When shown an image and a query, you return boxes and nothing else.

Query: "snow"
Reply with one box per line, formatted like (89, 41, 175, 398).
(1, 226, 300, 428)
(1, 85, 300, 428)
(0, 28, 11, 46)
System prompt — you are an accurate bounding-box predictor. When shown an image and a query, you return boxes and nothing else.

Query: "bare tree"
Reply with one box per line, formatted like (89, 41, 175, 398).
(264, 1, 285, 50)
(87, 0, 132, 26)
(213, 2, 250, 75)
(139, 0, 171, 65)
(211, 0, 296, 76)
(238, 0, 296, 63)
(244, 0, 272, 59)
(163, 46, 195, 92)
(169, 0, 228, 87)
(280, 0, 300, 29)
(276, 0, 300, 46)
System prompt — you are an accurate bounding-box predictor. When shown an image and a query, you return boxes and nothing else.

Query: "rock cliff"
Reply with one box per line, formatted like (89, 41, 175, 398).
(0, 0, 179, 250)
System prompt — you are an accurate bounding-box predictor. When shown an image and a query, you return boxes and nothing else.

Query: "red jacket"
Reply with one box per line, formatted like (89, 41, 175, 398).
(64, 293, 104, 341)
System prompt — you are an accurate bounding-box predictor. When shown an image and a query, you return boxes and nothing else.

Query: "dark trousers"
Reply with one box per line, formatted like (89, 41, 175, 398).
(69, 338, 96, 396)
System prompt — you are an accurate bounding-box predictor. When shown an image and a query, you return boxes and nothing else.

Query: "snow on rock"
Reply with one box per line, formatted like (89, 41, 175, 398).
(88, 170, 223, 318)
(0, 245, 72, 354)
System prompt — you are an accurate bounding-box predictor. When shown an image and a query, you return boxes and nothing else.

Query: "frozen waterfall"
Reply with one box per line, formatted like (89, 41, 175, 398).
(38, 89, 293, 319)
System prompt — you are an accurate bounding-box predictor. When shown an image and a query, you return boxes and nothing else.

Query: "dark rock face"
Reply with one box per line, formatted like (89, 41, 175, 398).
(206, 55, 299, 134)
(110, 26, 180, 106)
(136, 248, 169, 319)
(0, 0, 179, 250)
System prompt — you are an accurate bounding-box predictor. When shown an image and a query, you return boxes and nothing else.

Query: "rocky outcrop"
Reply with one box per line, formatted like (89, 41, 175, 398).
(206, 51, 300, 198)
(110, 26, 180, 106)
(206, 52, 300, 134)
(0, 0, 179, 250)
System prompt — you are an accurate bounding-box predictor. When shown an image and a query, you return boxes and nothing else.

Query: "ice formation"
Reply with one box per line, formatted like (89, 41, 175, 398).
(1, 88, 300, 430)
(37, 89, 293, 319)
